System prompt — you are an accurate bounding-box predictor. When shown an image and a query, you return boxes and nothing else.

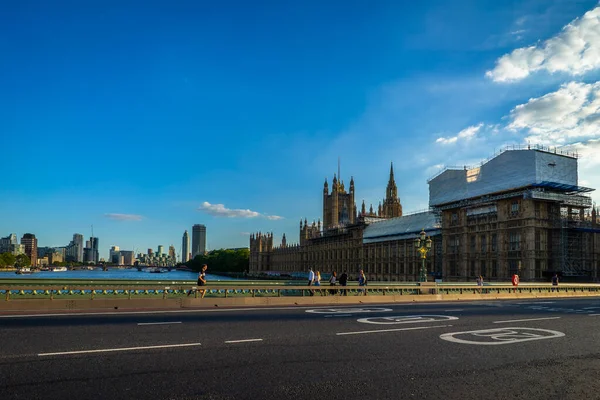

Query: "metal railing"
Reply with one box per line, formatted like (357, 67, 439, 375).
(3, 283, 600, 301)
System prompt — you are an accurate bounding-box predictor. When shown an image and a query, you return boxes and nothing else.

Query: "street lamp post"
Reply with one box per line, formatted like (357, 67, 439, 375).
(414, 229, 432, 283)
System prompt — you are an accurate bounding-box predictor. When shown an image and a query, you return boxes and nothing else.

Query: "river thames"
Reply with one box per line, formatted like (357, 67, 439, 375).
(0, 268, 235, 281)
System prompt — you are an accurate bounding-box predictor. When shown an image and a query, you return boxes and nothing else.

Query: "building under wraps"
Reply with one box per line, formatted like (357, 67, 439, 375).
(249, 146, 600, 282)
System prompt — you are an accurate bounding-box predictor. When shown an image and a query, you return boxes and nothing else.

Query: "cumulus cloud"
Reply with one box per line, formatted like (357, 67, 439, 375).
(487, 7, 600, 82)
(104, 213, 143, 221)
(198, 202, 283, 220)
(508, 81, 600, 144)
(436, 123, 485, 145)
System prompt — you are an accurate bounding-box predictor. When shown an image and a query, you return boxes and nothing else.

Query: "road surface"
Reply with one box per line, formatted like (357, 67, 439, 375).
(2, 298, 600, 399)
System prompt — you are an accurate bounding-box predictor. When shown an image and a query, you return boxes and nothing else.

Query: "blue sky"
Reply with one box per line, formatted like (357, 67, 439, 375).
(2, 0, 600, 259)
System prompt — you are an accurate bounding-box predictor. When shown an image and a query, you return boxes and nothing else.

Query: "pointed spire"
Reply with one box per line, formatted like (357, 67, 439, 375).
(389, 162, 394, 181)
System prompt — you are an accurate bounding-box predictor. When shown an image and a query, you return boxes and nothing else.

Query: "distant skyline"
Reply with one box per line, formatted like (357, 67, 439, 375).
(2, 0, 600, 254)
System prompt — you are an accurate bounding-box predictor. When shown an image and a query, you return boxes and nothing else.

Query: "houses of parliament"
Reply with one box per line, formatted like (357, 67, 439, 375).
(250, 147, 600, 282)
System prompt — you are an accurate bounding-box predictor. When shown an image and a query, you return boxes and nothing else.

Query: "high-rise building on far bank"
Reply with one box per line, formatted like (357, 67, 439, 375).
(182, 230, 190, 263)
(20, 233, 38, 267)
(158, 245, 164, 256)
(192, 224, 206, 258)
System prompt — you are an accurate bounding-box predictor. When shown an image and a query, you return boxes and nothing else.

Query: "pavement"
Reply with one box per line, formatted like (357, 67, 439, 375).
(2, 298, 600, 399)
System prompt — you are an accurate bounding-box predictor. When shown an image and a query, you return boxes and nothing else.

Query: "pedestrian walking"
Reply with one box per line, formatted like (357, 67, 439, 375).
(339, 271, 348, 296)
(315, 271, 322, 295)
(307, 268, 315, 296)
(329, 271, 337, 295)
(187, 264, 208, 298)
(357, 270, 367, 296)
(551, 273, 559, 292)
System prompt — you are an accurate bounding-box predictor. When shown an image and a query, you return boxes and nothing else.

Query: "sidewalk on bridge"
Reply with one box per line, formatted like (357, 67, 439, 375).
(2, 290, 599, 315)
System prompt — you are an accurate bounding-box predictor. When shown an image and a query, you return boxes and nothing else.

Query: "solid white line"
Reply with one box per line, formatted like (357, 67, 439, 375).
(493, 317, 561, 324)
(336, 324, 451, 336)
(38, 342, 201, 357)
(224, 339, 263, 344)
(137, 321, 182, 326)
(444, 309, 464, 312)
(324, 314, 352, 318)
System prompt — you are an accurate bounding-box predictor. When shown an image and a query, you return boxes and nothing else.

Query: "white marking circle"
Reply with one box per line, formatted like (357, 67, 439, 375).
(357, 315, 459, 325)
(440, 327, 565, 345)
(305, 307, 392, 314)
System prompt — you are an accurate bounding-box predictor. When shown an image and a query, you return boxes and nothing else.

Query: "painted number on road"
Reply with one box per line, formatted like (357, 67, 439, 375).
(306, 308, 392, 314)
(440, 327, 565, 346)
(357, 315, 458, 325)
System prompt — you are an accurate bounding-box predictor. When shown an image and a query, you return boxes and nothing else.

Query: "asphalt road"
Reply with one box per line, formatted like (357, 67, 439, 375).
(2, 298, 600, 400)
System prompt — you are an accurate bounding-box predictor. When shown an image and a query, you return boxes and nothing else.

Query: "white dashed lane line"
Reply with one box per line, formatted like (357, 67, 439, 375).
(493, 317, 561, 324)
(224, 339, 263, 344)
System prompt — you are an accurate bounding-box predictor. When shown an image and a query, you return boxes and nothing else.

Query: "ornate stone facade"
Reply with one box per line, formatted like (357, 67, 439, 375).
(250, 148, 600, 282)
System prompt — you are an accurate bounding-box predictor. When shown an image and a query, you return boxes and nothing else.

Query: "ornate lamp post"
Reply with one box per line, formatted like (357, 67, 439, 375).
(414, 229, 432, 282)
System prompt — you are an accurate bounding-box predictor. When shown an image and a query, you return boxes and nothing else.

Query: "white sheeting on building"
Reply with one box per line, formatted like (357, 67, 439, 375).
(429, 149, 578, 207)
(363, 212, 440, 244)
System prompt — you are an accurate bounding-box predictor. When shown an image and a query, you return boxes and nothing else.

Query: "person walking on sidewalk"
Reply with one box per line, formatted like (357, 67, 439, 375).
(307, 268, 315, 296)
(339, 271, 348, 296)
(357, 270, 367, 296)
(188, 264, 208, 298)
(329, 271, 337, 295)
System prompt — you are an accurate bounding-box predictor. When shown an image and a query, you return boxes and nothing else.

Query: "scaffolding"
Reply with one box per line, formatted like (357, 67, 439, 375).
(548, 204, 593, 277)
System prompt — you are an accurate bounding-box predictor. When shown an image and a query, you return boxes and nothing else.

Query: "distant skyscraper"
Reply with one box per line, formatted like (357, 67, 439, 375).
(20, 233, 37, 266)
(168, 245, 176, 260)
(84, 237, 99, 264)
(192, 224, 206, 258)
(182, 230, 190, 263)
(0, 233, 17, 253)
(109, 246, 120, 264)
(73, 233, 84, 262)
(157, 245, 164, 256)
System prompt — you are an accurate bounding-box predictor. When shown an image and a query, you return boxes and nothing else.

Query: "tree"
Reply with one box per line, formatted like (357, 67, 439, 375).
(186, 248, 249, 272)
(15, 254, 31, 268)
(0, 252, 16, 269)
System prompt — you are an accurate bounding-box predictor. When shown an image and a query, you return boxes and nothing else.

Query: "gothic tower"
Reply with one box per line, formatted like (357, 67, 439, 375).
(323, 172, 356, 230)
(381, 162, 403, 218)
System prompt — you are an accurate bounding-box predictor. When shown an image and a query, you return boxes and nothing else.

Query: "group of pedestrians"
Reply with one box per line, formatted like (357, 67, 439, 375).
(307, 268, 366, 296)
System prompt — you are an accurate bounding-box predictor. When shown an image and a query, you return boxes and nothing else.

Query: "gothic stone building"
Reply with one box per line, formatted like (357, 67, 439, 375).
(250, 148, 600, 282)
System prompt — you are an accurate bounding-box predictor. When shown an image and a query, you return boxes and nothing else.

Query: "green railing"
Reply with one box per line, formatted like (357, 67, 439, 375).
(2, 283, 600, 301)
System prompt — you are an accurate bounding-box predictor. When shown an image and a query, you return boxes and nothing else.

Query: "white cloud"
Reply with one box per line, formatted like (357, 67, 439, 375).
(436, 123, 484, 145)
(265, 215, 284, 220)
(487, 7, 600, 82)
(198, 202, 283, 220)
(104, 213, 143, 221)
(508, 81, 600, 144)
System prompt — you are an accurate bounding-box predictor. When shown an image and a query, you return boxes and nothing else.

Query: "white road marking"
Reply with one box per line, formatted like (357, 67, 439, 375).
(440, 327, 564, 346)
(224, 339, 263, 344)
(357, 315, 458, 325)
(444, 309, 464, 312)
(38, 342, 202, 356)
(588, 314, 600, 316)
(336, 324, 452, 336)
(137, 321, 182, 326)
(582, 307, 600, 310)
(493, 317, 561, 324)
(306, 307, 392, 314)
(516, 301, 556, 305)
(324, 314, 352, 318)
